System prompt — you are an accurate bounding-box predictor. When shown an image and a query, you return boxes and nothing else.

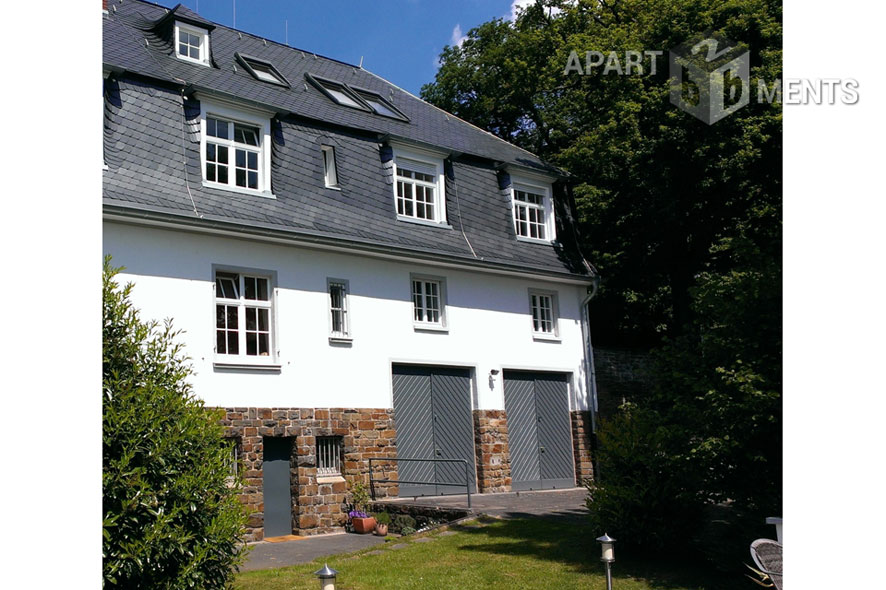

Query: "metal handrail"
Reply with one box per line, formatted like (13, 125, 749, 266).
(368, 457, 472, 508)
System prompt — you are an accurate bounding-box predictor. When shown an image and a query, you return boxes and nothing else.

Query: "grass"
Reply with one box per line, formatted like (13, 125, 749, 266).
(234, 516, 747, 590)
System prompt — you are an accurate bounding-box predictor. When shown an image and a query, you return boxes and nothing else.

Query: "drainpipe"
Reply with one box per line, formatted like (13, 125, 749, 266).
(580, 275, 601, 480)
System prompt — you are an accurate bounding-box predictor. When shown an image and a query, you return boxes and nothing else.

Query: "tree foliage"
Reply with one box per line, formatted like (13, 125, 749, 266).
(103, 258, 248, 588)
(424, 0, 782, 559)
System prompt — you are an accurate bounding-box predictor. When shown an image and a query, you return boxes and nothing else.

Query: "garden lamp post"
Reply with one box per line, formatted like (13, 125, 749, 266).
(314, 563, 339, 590)
(596, 533, 616, 590)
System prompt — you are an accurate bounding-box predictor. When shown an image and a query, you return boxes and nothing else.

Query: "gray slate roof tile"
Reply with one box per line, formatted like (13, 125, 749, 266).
(102, 0, 593, 280)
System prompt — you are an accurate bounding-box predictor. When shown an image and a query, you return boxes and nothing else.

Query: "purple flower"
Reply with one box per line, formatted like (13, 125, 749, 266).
(348, 510, 368, 519)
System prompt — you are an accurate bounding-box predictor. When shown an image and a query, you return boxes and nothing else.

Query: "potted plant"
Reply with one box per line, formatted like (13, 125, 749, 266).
(348, 509, 376, 534)
(347, 481, 375, 534)
(374, 511, 391, 536)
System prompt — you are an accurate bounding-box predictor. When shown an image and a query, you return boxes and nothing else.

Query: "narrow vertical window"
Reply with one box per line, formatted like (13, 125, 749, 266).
(322, 146, 338, 188)
(529, 290, 559, 338)
(412, 277, 445, 328)
(328, 279, 350, 339)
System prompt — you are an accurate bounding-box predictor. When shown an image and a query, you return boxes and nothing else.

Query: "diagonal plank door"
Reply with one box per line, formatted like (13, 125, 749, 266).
(392, 364, 476, 497)
(503, 371, 575, 491)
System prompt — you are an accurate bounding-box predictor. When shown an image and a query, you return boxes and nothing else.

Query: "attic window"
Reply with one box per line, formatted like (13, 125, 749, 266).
(175, 22, 210, 66)
(307, 75, 368, 110)
(236, 54, 289, 87)
(352, 89, 408, 121)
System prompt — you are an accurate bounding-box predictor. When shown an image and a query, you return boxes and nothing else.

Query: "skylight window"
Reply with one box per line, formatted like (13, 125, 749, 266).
(235, 53, 289, 87)
(314, 77, 365, 109)
(352, 89, 408, 120)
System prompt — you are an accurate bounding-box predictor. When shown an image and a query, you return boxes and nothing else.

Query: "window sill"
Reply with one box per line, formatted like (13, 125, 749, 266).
(516, 235, 556, 245)
(177, 55, 211, 67)
(317, 475, 346, 484)
(329, 335, 353, 344)
(397, 215, 453, 230)
(213, 360, 282, 372)
(325, 185, 342, 191)
(532, 333, 562, 343)
(414, 323, 449, 333)
(202, 180, 276, 199)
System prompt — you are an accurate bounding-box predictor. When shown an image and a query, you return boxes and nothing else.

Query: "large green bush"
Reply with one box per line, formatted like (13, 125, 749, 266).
(585, 405, 703, 553)
(103, 258, 248, 588)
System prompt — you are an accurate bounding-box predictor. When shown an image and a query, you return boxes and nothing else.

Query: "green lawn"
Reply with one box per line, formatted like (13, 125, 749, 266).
(234, 517, 745, 590)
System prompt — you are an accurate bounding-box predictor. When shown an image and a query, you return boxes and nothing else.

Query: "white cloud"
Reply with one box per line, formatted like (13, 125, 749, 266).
(508, 0, 564, 22)
(509, 0, 536, 22)
(450, 24, 467, 48)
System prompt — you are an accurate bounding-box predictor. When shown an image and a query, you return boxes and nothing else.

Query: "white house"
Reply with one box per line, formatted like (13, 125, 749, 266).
(103, 0, 598, 540)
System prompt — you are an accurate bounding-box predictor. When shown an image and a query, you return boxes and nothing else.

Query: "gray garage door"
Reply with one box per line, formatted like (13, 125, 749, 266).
(392, 364, 477, 497)
(262, 437, 293, 537)
(503, 371, 575, 491)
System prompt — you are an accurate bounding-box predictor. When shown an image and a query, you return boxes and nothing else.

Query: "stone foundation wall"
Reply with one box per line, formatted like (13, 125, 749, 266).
(593, 347, 654, 418)
(571, 410, 594, 485)
(473, 410, 511, 493)
(219, 407, 396, 541)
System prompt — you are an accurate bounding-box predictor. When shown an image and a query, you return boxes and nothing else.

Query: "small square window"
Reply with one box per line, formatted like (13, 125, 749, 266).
(175, 23, 210, 66)
(317, 436, 342, 476)
(322, 146, 339, 188)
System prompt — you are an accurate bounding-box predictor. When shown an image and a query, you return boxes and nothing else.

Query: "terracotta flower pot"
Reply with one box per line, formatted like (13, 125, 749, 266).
(352, 516, 376, 534)
(375, 523, 388, 537)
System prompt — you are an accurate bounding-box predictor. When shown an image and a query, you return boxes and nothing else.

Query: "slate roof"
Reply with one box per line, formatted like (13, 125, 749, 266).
(102, 0, 595, 281)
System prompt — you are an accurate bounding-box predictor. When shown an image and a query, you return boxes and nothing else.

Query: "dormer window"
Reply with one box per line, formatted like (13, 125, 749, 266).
(199, 96, 274, 198)
(392, 146, 447, 225)
(510, 176, 556, 243)
(175, 22, 210, 65)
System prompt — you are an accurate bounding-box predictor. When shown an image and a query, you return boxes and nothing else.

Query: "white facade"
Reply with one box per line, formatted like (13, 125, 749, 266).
(104, 221, 592, 412)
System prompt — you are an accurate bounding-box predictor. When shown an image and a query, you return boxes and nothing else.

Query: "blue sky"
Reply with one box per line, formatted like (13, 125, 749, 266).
(157, 0, 532, 95)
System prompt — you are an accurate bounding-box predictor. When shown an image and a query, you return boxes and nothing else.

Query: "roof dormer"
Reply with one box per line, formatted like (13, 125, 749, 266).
(152, 4, 215, 67)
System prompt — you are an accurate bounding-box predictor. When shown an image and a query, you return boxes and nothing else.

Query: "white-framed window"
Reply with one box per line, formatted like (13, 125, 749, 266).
(529, 289, 560, 339)
(322, 145, 339, 188)
(511, 177, 556, 243)
(175, 22, 210, 66)
(411, 274, 447, 329)
(214, 269, 277, 363)
(327, 278, 350, 340)
(199, 97, 274, 197)
(393, 147, 447, 225)
(317, 436, 343, 477)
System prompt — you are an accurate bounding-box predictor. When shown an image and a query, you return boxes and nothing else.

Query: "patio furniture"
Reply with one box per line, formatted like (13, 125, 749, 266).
(750, 538, 783, 590)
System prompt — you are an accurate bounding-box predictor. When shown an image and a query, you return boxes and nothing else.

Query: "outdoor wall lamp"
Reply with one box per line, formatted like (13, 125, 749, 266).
(314, 563, 338, 590)
(596, 533, 616, 590)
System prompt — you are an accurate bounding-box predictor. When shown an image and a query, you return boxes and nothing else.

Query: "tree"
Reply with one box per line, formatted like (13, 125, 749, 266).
(422, 0, 782, 348)
(103, 258, 248, 588)
(424, 0, 782, 561)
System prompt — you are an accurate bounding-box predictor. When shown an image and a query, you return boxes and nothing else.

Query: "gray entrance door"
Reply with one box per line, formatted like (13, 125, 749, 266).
(392, 364, 476, 497)
(262, 437, 293, 537)
(503, 371, 575, 491)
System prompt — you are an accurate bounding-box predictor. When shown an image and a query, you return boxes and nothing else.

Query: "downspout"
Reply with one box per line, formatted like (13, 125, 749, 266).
(580, 275, 601, 481)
